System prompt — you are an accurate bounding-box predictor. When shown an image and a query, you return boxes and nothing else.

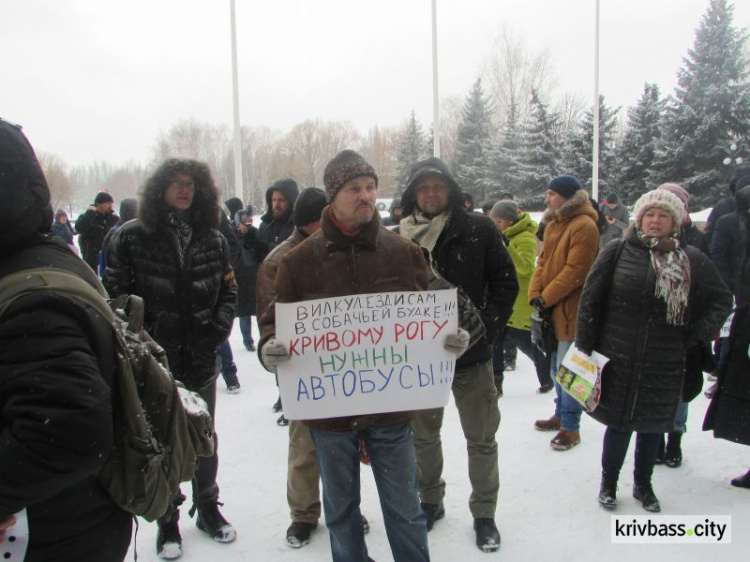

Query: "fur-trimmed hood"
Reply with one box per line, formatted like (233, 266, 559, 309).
(542, 189, 598, 225)
(138, 158, 220, 233)
(400, 157, 465, 216)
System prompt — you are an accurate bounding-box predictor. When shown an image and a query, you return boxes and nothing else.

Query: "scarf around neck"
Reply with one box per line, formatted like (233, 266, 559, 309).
(639, 232, 690, 326)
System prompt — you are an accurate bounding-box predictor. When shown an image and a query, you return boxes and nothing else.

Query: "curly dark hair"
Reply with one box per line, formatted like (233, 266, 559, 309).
(139, 158, 220, 232)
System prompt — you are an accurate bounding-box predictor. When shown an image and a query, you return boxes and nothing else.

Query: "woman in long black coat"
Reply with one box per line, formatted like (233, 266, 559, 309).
(576, 189, 732, 513)
(704, 184, 750, 488)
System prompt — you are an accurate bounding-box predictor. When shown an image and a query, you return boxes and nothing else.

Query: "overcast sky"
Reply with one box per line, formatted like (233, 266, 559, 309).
(2, 0, 748, 167)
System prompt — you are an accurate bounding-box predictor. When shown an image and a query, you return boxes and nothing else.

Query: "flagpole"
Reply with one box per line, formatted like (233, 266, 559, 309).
(431, 0, 441, 159)
(591, 0, 600, 200)
(230, 0, 244, 201)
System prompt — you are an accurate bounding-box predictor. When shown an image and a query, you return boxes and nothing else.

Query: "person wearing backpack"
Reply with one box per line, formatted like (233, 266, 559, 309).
(103, 158, 238, 560)
(0, 119, 132, 561)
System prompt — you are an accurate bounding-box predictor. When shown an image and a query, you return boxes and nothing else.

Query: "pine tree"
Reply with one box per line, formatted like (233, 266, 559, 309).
(453, 78, 494, 201)
(483, 107, 524, 202)
(394, 111, 427, 191)
(651, 0, 750, 208)
(560, 95, 620, 194)
(614, 83, 664, 204)
(517, 91, 562, 202)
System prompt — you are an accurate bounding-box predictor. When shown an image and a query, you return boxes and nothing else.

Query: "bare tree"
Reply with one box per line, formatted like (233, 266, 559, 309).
(38, 152, 74, 213)
(553, 91, 588, 136)
(360, 125, 400, 196)
(482, 25, 555, 127)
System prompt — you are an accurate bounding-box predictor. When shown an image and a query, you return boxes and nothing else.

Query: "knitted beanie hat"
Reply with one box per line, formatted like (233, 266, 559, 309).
(94, 191, 114, 205)
(490, 200, 519, 221)
(657, 183, 689, 212)
(633, 189, 686, 231)
(547, 175, 582, 199)
(225, 197, 244, 217)
(293, 187, 327, 227)
(323, 150, 378, 203)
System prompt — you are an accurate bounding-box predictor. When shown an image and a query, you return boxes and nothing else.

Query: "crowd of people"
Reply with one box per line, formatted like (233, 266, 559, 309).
(1, 116, 748, 562)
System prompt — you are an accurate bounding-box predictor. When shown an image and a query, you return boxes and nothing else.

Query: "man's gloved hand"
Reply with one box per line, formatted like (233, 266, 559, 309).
(260, 338, 290, 373)
(444, 328, 470, 357)
(530, 296, 546, 313)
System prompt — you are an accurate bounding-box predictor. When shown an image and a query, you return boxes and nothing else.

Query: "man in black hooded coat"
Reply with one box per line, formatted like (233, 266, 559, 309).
(244, 178, 299, 266)
(0, 119, 132, 561)
(103, 158, 237, 559)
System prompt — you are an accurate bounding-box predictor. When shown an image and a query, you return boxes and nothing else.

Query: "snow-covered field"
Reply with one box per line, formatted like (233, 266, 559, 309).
(127, 317, 749, 561)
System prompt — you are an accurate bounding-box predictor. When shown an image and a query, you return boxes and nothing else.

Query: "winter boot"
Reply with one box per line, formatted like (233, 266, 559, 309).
(534, 415, 561, 432)
(550, 429, 581, 451)
(664, 432, 683, 468)
(654, 434, 666, 465)
(598, 473, 618, 509)
(473, 518, 501, 552)
(156, 509, 183, 560)
(196, 503, 237, 543)
(420, 502, 445, 532)
(633, 482, 661, 513)
(285, 521, 317, 548)
(361, 514, 370, 534)
(730, 468, 750, 488)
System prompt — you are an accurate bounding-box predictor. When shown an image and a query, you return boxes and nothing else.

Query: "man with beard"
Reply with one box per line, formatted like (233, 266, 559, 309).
(259, 150, 469, 561)
(104, 159, 237, 560)
(399, 157, 518, 553)
(244, 178, 300, 267)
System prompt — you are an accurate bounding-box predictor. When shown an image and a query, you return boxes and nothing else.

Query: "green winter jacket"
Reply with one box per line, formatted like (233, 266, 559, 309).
(504, 212, 538, 330)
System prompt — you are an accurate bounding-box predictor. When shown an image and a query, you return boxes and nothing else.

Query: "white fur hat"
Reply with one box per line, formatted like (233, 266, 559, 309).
(633, 189, 686, 233)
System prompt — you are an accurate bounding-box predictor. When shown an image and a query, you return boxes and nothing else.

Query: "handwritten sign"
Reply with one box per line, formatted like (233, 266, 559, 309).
(276, 289, 458, 420)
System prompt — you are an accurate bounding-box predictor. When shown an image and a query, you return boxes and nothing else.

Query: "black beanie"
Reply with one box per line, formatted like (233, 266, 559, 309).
(94, 191, 114, 205)
(225, 197, 244, 217)
(547, 175, 582, 199)
(293, 187, 327, 227)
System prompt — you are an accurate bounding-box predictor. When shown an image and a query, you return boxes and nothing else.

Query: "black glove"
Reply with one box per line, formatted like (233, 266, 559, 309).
(530, 297, 546, 313)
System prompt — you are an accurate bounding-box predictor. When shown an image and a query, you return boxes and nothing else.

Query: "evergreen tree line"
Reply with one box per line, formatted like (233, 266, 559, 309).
(45, 0, 748, 215)
(441, 0, 749, 211)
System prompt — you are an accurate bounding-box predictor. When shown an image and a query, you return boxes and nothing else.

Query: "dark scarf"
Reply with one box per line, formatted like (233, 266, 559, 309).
(162, 209, 193, 266)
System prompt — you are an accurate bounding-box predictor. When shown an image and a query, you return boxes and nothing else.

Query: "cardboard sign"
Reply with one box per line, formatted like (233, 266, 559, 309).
(276, 290, 459, 420)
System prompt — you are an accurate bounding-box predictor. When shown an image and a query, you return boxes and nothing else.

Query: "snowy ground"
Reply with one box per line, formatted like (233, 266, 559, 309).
(127, 317, 749, 561)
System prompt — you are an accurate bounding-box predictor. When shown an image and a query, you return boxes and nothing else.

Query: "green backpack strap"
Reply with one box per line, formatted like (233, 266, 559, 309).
(0, 267, 112, 321)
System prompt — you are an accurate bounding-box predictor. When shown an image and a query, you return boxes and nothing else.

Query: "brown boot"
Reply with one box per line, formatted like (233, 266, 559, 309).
(534, 415, 561, 432)
(550, 429, 581, 451)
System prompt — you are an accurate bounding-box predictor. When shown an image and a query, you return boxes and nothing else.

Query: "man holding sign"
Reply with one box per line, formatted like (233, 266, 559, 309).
(259, 150, 469, 562)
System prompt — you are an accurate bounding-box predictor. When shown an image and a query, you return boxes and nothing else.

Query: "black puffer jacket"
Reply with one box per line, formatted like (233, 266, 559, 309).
(103, 160, 237, 391)
(0, 119, 131, 562)
(710, 187, 750, 297)
(577, 231, 732, 432)
(401, 158, 519, 370)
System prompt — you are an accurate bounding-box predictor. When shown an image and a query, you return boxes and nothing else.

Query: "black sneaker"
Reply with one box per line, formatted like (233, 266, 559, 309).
(362, 514, 370, 534)
(285, 521, 317, 548)
(420, 502, 445, 532)
(156, 516, 183, 560)
(633, 483, 661, 513)
(196, 504, 237, 543)
(473, 518, 501, 552)
(277, 414, 289, 426)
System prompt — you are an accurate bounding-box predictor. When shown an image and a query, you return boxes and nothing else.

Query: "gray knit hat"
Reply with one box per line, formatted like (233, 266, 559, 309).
(490, 200, 519, 221)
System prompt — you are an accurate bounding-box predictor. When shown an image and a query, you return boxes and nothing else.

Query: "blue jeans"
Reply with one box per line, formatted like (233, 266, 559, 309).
(551, 340, 583, 431)
(673, 401, 689, 433)
(239, 316, 254, 348)
(218, 340, 239, 387)
(311, 424, 430, 562)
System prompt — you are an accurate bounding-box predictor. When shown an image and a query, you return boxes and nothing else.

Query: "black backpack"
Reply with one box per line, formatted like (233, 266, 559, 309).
(0, 268, 215, 522)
